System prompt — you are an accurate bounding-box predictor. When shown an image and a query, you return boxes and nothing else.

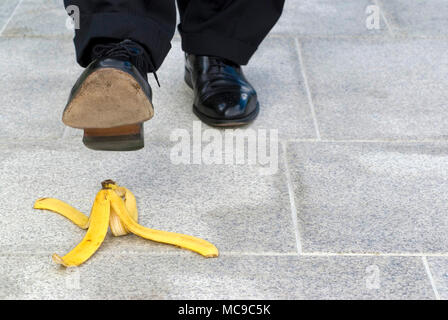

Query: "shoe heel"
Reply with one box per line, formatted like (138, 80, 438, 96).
(184, 67, 193, 89)
(82, 123, 144, 151)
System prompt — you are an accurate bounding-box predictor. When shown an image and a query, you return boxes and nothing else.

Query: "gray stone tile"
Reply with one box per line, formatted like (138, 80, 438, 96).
(66, 38, 316, 141)
(2, 0, 73, 38)
(245, 37, 315, 139)
(301, 38, 448, 140)
(378, 0, 448, 37)
(0, 253, 434, 299)
(287, 142, 448, 253)
(0, 139, 294, 254)
(272, 0, 386, 36)
(427, 257, 448, 299)
(0, 0, 20, 33)
(0, 37, 81, 139)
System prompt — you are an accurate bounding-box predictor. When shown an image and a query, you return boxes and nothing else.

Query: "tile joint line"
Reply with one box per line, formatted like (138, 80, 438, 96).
(0, 0, 24, 36)
(422, 256, 441, 300)
(3, 251, 448, 258)
(281, 141, 303, 255)
(294, 37, 321, 140)
(302, 252, 448, 258)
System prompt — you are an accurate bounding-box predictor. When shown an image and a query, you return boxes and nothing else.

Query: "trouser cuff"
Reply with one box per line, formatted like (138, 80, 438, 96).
(179, 30, 258, 65)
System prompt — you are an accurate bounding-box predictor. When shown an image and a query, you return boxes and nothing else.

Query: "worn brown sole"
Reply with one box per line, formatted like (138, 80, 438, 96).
(63, 68, 153, 129)
(63, 68, 153, 151)
(83, 123, 144, 151)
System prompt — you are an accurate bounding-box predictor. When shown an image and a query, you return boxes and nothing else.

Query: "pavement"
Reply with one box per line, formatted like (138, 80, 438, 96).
(1, 0, 448, 299)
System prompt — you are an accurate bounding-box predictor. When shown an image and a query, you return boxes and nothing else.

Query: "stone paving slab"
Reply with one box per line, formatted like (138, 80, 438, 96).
(65, 38, 316, 141)
(0, 139, 295, 254)
(272, 0, 386, 37)
(427, 257, 448, 299)
(300, 37, 448, 140)
(0, 37, 82, 139)
(378, 0, 448, 37)
(287, 141, 448, 253)
(2, 0, 72, 38)
(0, 253, 434, 299)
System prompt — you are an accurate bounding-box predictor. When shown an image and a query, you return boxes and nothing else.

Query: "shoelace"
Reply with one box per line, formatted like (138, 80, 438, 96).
(92, 39, 160, 87)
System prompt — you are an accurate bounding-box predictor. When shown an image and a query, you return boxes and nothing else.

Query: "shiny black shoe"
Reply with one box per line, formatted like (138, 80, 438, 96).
(184, 54, 259, 127)
(62, 39, 155, 151)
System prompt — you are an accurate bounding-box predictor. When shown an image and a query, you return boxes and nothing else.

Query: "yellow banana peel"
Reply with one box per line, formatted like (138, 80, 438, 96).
(109, 186, 138, 236)
(52, 190, 110, 267)
(108, 190, 219, 258)
(34, 198, 89, 229)
(33, 180, 219, 266)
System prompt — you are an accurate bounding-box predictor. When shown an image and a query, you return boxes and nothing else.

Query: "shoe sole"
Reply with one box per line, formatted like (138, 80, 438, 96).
(184, 68, 259, 127)
(62, 68, 153, 151)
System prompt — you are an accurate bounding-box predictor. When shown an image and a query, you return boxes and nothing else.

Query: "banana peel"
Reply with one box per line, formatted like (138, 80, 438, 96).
(34, 198, 89, 229)
(108, 190, 219, 258)
(52, 190, 110, 267)
(34, 180, 219, 267)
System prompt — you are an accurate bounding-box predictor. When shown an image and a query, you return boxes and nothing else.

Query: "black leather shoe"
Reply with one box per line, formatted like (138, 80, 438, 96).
(184, 54, 259, 127)
(62, 40, 154, 151)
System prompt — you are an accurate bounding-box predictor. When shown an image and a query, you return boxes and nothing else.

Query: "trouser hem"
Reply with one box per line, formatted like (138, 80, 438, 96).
(179, 30, 258, 65)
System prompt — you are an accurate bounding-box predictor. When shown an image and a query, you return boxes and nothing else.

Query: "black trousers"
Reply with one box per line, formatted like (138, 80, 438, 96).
(64, 0, 284, 71)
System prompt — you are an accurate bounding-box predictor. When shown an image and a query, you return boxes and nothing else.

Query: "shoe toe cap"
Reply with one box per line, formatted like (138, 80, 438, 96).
(201, 92, 258, 119)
